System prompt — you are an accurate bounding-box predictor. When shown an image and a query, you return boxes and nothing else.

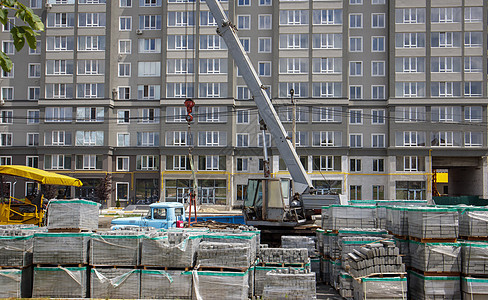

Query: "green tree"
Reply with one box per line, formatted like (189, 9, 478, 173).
(0, 0, 44, 72)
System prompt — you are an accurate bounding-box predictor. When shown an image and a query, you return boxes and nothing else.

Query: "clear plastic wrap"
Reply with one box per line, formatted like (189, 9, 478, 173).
(259, 247, 309, 265)
(328, 205, 377, 230)
(32, 266, 87, 298)
(386, 207, 409, 236)
(262, 268, 316, 300)
(90, 268, 140, 299)
(47, 199, 99, 231)
(0, 233, 33, 267)
(408, 270, 461, 300)
(192, 270, 249, 300)
(462, 241, 488, 275)
(410, 241, 461, 273)
(459, 207, 488, 237)
(0, 269, 22, 298)
(408, 207, 459, 239)
(90, 232, 143, 266)
(352, 277, 407, 299)
(33, 232, 90, 265)
(339, 272, 353, 299)
(140, 269, 192, 299)
(203, 231, 259, 263)
(462, 277, 488, 296)
(197, 241, 251, 268)
(281, 236, 317, 256)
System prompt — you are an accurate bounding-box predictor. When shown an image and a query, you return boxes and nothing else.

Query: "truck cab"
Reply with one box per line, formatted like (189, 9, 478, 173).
(111, 202, 186, 229)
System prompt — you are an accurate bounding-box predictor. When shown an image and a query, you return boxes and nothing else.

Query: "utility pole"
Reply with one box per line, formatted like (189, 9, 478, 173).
(290, 89, 296, 195)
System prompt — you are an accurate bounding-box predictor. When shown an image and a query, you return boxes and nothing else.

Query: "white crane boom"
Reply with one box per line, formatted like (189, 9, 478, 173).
(205, 0, 313, 194)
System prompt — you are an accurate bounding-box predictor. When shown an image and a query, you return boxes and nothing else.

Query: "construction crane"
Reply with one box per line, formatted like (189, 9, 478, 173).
(205, 0, 343, 229)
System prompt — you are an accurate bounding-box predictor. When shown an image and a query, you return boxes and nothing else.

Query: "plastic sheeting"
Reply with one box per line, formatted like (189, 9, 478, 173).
(281, 236, 317, 257)
(0, 233, 33, 267)
(197, 241, 252, 268)
(462, 241, 488, 275)
(47, 199, 99, 231)
(340, 236, 384, 268)
(141, 232, 201, 268)
(259, 247, 309, 265)
(91, 232, 143, 266)
(408, 270, 461, 300)
(328, 205, 377, 230)
(203, 231, 259, 263)
(140, 269, 192, 299)
(262, 268, 317, 300)
(408, 207, 459, 239)
(394, 237, 410, 267)
(32, 267, 87, 298)
(462, 277, 488, 296)
(339, 272, 353, 299)
(346, 241, 404, 278)
(459, 207, 488, 237)
(386, 207, 410, 236)
(192, 270, 249, 300)
(410, 241, 461, 273)
(33, 232, 90, 265)
(352, 277, 407, 300)
(0, 269, 22, 298)
(90, 268, 140, 299)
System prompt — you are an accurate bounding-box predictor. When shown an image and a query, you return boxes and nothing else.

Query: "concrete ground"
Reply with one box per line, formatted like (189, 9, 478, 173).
(316, 283, 344, 299)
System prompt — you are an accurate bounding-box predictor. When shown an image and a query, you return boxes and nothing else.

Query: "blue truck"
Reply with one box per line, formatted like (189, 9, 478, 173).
(110, 202, 244, 229)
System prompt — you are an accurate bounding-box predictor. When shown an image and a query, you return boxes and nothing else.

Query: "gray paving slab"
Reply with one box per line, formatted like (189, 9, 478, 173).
(316, 283, 344, 300)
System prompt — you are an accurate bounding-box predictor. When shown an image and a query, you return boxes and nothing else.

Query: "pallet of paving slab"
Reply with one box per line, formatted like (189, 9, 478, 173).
(411, 267, 460, 277)
(90, 265, 138, 269)
(36, 264, 85, 268)
(47, 228, 94, 233)
(352, 272, 407, 281)
(459, 236, 488, 241)
(462, 273, 488, 278)
(259, 262, 307, 268)
(197, 266, 248, 272)
(392, 233, 408, 240)
(409, 236, 457, 243)
(141, 266, 192, 272)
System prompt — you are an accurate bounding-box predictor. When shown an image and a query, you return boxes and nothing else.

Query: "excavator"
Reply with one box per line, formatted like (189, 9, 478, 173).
(205, 1, 345, 232)
(0, 165, 83, 226)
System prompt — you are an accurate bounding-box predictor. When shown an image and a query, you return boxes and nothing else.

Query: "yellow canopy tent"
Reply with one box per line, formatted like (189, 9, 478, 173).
(0, 165, 83, 187)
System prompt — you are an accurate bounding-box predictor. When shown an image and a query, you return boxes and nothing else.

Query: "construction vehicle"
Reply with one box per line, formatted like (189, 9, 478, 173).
(205, 0, 344, 229)
(0, 165, 83, 226)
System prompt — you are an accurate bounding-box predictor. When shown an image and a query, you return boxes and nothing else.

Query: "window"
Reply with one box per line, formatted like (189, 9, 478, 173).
(117, 110, 130, 124)
(236, 110, 249, 124)
(45, 60, 73, 75)
(46, 13, 75, 28)
(349, 14, 362, 28)
(199, 83, 226, 98)
(198, 155, 226, 171)
(237, 184, 247, 201)
(431, 57, 461, 73)
(396, 181, 426, 200)
(45, 107, 72, 122)
(75, 131, 104, 146)
(431, 82, 461, 98)
(168, 35, 195, 50)
(30, 0, 42, 8)
(26, 156, 39, 168)
(198, 131, 226, 147)
(350, 0, 362, 4)
(166, 131, 191, 146)
(312, 58, 342, 74)
(168, 11, 195, 27)
(350, 159, 361, 172)
(139, 15, 162, 30)
(349, 37, 362, 52)
(280, 58, 309, 74)
(137, 132, 160, 147)
(431, 32, 461, 48)
(372, 13, 385, 28)
(372, 159, 384, 172)
(312, 82, 342, 98)
(238, 0, 249, 5)
(312, 33, 342, 49)
(465, 132, 482, 147)
(371, 61, 385, 76)
(236, 133, 249, 147)
(199, 59, 227, 74)
(45, 154, 71, 170)
(349, 134, 363, 148)
(312, 156, 341, 171)
(280, 10, 309, 25)
(372, 134, 385, 148)
(79, 0, 106, 3)
(117, 133, 130, 147)
(464, 82, 482, 97)
(259, 15, 272, 30)
(78, 60, 104, 75)
(258, 37, 272, 53)
(138, 85, 160, 100)
(395, 131, 426, 147)
(464, 106, 482, 123)
(350, 185, 362, 201)
(198, 107, 225, 123)
(200, 11, 217, 26)
(372, 36, 385, 52)
(27, 133, 39, 146)
(431, 7, 461, 23)
(166, 83, 194, 98)
(240, 38, 250, 52)
(279, 34, 309, 49)
(76, 107, 104, 122)
(465, 7, 482, 23)
(77, 83, 104, 98)
(1, 87, 13, 101)
(0, 133, 12, 146)
(46, 130, 72, 146)
(396, 57, 425, 73)
(237, 86, 250, 100)
(139, 38, 161, 53)
(167, 59, 194, 74)
(395, 33, 425, 48)
(259, 0, 271, 5)
(46, 36, 74, 51)
(349, 86, 362, 100)
(349, 62, 362, 76)
(372, 86, 385, 100)
(2, 41, 14, 55)
(372, 109, 385, 124)
(2, 17, 14, 31)
(312, 9, 342, 25)
(257, 133, 271, 147)
(27, 110, 40, 124)
(138, 62, 161, 77)
(0, 111, 12, 124)
(78, 13, 106, 27)
(75, 155, 102, 170)
(140, 0, 162, 6)
(372, 185, 384, 200)
(395, 82, 426, 98)
(312, 131, 341, 147)
(166, 155, 189, 171)
(118, 87, 130, 100)
(395, 8, 425, 24)
(397, 156, 425, 172)
(118, 63, 131, 77)
(119, 40, 131, 54)
(464, 57, 482, 73)
(1, 65, 13, 78)
(136, 155, 159, 170)
(431, 131, 461, 147)
(78, 36, 105, 51)
(395, 107, 426, 123)
(279, 83, 308, 98)
(258, 62, 271, 77)
(237, 15, 250, 30)
(349, 109, 362, 124)
(139, 108, 159, 124)
(119, 16, 131, 31)
(464, 32, 482, 47)
(0, 157, 11, 166)
(120, 0, 131, 7)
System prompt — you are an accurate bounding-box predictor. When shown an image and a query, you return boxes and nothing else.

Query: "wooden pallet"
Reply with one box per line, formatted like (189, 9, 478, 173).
(90, 265, 138, 269)
(141, 266, 191, 271)
(35, 264, 85, 268)
(411, 268, 460, 277)
(197, 266, 248, 272)
(409, 236, 457, 243)
(392, 234, 408, 240)
(459, 236, 488, 241)
(462, 273, 488, 278)
(352, 272, 407, 281)
(259, 262, 307, 268)
(47, 228, 94, 233)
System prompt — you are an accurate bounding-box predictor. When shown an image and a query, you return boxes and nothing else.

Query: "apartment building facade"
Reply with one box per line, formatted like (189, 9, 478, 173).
(0, 0, 487, 207)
